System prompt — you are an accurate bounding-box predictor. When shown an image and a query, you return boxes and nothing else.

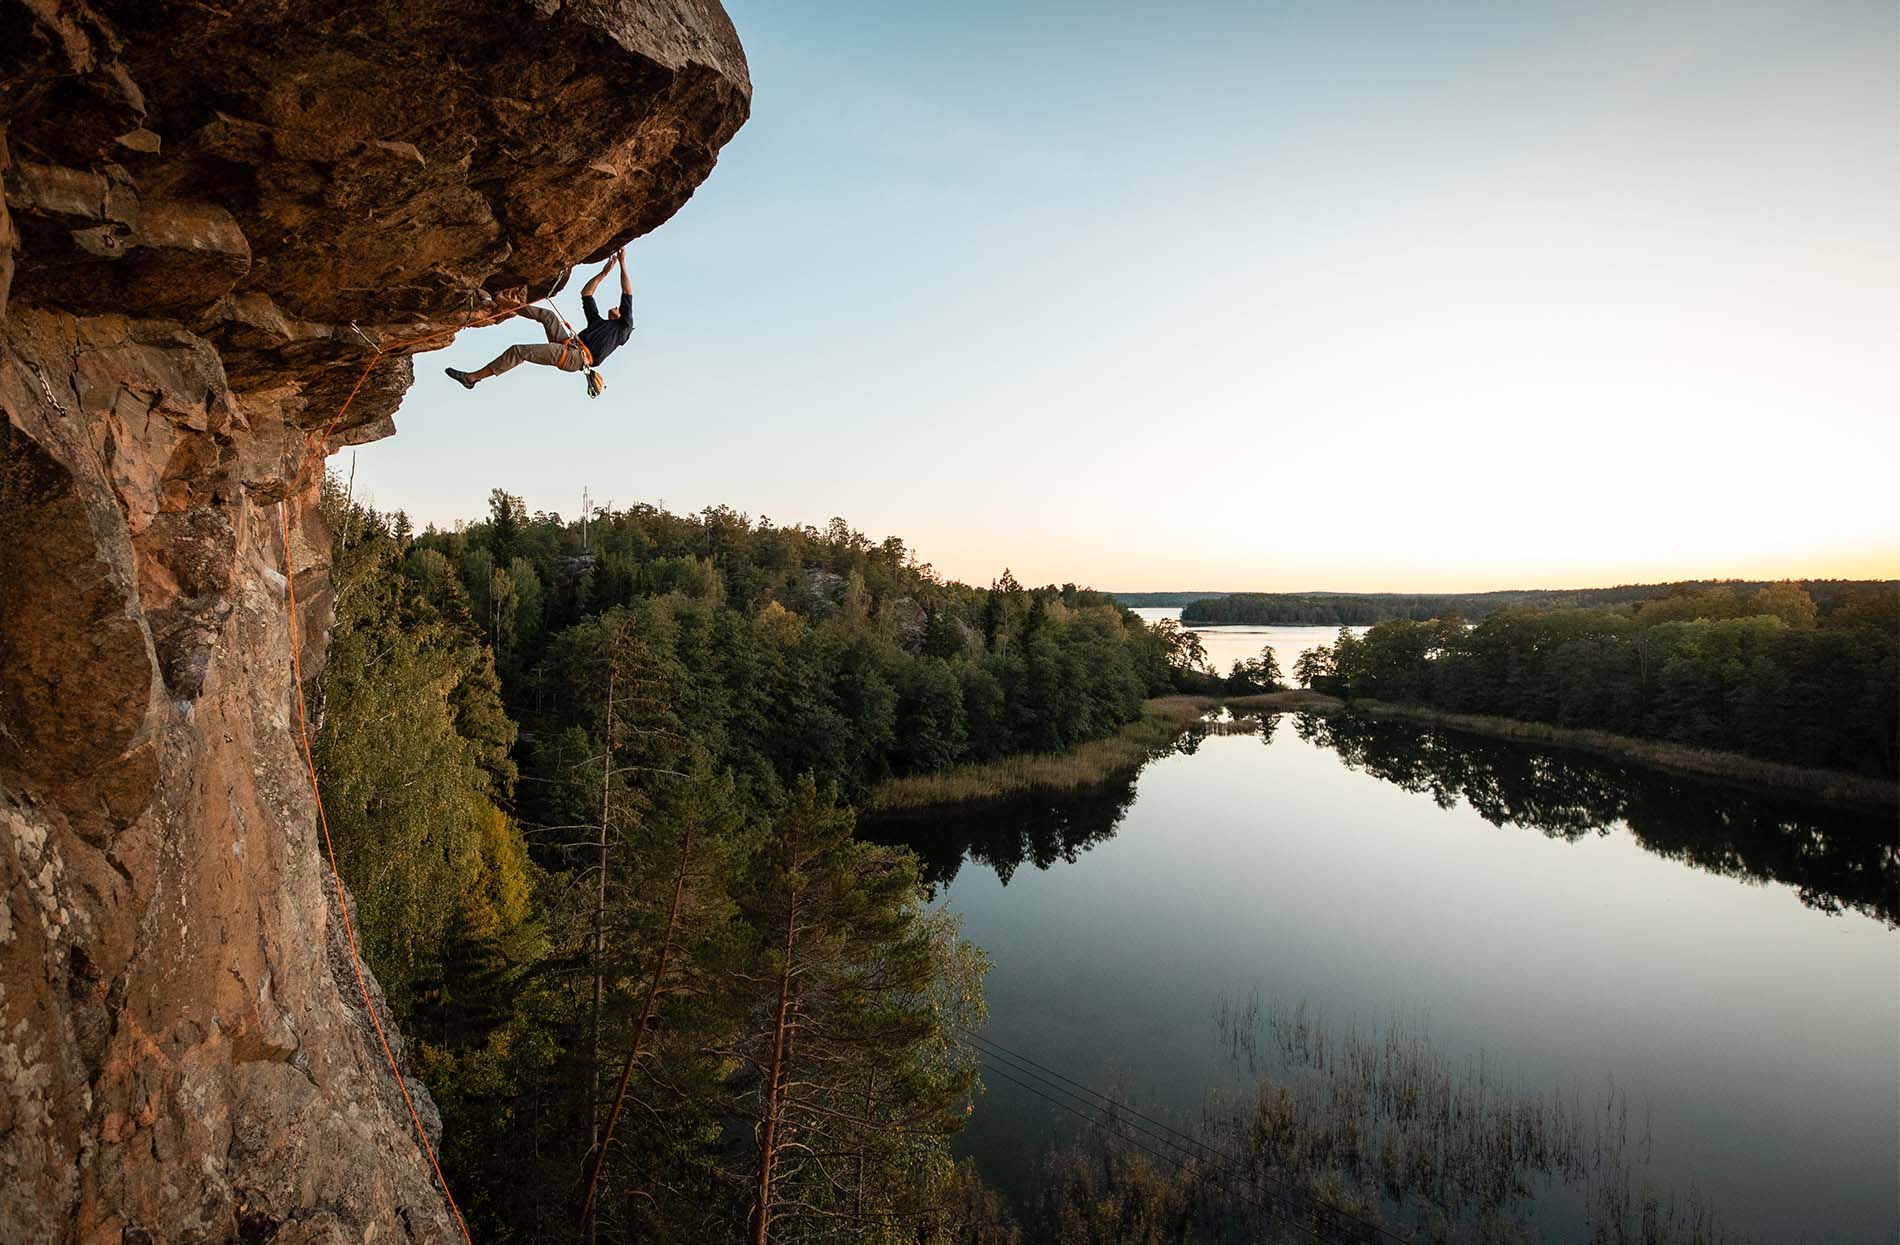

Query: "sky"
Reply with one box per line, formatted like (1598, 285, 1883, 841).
(350, 0, 1899, 592)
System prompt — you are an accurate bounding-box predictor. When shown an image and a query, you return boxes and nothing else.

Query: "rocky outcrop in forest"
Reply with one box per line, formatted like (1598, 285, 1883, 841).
(0, 2, 747, 1239)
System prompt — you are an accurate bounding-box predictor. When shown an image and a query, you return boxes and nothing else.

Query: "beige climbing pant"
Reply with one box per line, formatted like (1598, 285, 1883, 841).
(479, 306, 589, 375)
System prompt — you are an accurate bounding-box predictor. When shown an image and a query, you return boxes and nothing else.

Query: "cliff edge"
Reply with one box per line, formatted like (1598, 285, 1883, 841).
(0, 3, 748, 1239)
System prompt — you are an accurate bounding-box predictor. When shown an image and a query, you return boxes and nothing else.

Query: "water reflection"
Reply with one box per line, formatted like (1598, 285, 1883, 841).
(864, 771, 1143, 889)
(870, 711, 1897, 926)
(1292, 712, 1898, 925)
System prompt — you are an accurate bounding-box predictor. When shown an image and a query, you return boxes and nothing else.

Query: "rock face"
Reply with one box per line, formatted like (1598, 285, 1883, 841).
(0, 3, 747, 1240)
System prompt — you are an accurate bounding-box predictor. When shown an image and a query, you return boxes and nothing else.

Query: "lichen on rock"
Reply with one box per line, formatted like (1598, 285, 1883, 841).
(0, 2, 748, 1238)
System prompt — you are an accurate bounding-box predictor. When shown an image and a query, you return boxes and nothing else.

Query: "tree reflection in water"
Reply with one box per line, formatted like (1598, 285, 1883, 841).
(866, 710, 1896, 927)
(863, 772, 1142, 891)
(1293, 711, 1898, 925)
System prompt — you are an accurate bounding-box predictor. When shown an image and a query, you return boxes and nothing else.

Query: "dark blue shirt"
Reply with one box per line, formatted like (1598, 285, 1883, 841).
(577, 292, 634, 366)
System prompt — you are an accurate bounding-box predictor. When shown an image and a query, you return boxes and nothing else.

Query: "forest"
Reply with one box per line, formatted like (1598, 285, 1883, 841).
(1179, 580, 1897, 626)
(307, 483, 1893, 1240)
(308, 484, 1194, 1242)
(1288, 582, 1900, 778)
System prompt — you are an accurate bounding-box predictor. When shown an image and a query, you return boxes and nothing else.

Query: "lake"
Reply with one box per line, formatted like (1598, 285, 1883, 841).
(866, 703, 1899, 1240)
(1127, 607, 1356, 678)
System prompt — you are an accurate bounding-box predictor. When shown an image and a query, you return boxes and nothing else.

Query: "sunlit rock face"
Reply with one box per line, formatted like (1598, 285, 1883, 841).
(0, 3, 746, 1238)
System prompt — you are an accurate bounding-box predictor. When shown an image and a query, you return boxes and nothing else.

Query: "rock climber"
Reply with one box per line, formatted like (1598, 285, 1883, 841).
(445, 246, 632, 396)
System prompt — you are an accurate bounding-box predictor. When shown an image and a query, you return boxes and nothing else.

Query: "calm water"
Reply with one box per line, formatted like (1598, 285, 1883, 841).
(1127, 606, 1360, 677)
(867, 714, 1900, 1241)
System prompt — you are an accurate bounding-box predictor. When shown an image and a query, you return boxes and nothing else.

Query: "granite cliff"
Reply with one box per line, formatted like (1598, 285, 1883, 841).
(0, 3, 748, 1239)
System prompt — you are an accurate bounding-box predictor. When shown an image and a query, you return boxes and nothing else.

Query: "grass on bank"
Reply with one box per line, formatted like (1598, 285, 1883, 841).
(862, 696, 1214, 815)
(1222, 689, 1344, 713)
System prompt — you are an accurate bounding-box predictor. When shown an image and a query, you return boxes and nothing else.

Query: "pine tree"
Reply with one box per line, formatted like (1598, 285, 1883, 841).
(580, 757, 747, 1242)
(733, 777, 984, 1244)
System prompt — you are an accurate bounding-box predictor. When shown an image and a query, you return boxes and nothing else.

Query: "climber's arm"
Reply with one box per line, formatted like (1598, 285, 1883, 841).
(581, 258, 613, 298)
(616, 247, 632, 328)
(580, 257, 615, 325)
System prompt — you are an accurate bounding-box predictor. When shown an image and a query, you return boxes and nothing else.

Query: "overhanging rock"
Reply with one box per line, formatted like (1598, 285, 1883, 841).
(0, 2, 747, 1238)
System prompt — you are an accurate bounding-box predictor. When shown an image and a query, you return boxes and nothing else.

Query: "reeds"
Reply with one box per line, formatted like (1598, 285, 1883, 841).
(1037, 999, 1742, 1243)
(1221, 1001, 1731, 1241)
(862, 697, 1214, 814)
(1223, 690, 1347, 714)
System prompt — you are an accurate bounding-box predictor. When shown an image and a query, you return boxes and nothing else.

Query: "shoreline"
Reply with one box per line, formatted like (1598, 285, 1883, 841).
(865, 689, 1898, 818)
(860, 696, 1214, 815)
(1226, 691, 1898, 812)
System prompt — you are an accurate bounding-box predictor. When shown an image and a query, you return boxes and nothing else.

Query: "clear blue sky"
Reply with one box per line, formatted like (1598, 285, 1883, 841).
(350, 0, 1898, 591)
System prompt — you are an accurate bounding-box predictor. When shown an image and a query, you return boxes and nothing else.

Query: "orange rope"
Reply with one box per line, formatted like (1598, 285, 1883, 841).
(287, 302, 519, 495)
(273, 295, 560, 1242)
(281, 499, 474, 1245)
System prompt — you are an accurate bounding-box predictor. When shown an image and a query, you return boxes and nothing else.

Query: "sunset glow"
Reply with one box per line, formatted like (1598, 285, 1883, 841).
(359, 0, 1898, 591)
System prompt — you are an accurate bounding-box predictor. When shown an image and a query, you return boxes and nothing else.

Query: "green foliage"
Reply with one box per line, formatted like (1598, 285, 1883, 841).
(1181, 579, 1895, 626)
(319, 486, 1118, 1242)
(1148, 617, 1209, 676)
(311, 482, 523, 1005)
(585, 758, 755, 1244)
(732, 776, 987, 1243)
(1314, 583, 1898, 777)
(1291, 646, 1333, 689)
(312, 477, 1890, 1240)
(896, 659, 971, 771)
(1222, 644, 1283, 694)
(405, 504, 1170, 810)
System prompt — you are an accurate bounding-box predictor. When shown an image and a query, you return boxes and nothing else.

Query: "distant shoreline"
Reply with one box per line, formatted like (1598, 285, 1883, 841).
(1171, 580, 1900, 628)
(1226, 692, 1899, 812)
(864, 690, 1898, 818)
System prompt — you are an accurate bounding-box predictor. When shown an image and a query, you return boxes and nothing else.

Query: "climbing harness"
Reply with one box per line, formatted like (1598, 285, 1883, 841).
(555, 332, 591, 371)
(544, 303, 607, 397)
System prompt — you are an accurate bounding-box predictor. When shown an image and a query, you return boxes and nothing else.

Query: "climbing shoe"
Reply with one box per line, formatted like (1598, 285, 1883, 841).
(445, 367, 476, 390)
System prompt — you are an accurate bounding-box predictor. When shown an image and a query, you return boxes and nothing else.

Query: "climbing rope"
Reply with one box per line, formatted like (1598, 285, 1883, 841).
(281, 498, 475, 1244)
(275, 292, 567, 1243)
(543, 302, 606, 398)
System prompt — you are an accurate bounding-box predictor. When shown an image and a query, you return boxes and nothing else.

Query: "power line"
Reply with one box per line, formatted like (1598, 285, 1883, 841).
(960, 1025, 1227, 1162)
(961, 1023, 1353, 1210)
(958, 1024, 1408, 1244)
(971, 1037, 1244, 1184)
(971, 1057, 1323, 1244)
(969, 1047, 1324, 1242)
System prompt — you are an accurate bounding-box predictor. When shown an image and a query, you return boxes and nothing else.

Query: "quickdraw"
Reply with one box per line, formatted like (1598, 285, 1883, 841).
(544, 306, 606, 399)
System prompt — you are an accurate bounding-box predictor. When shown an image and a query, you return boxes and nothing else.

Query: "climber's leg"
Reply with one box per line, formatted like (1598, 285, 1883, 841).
(515, 305, 567, 343)
(446, 341, 586, 389)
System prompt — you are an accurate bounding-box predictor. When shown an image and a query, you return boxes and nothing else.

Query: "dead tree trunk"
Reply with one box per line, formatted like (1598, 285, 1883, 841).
(752, 895, 799, 1245)
(585, 666, 615, 1245)
(578, 825, 693, 1239)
